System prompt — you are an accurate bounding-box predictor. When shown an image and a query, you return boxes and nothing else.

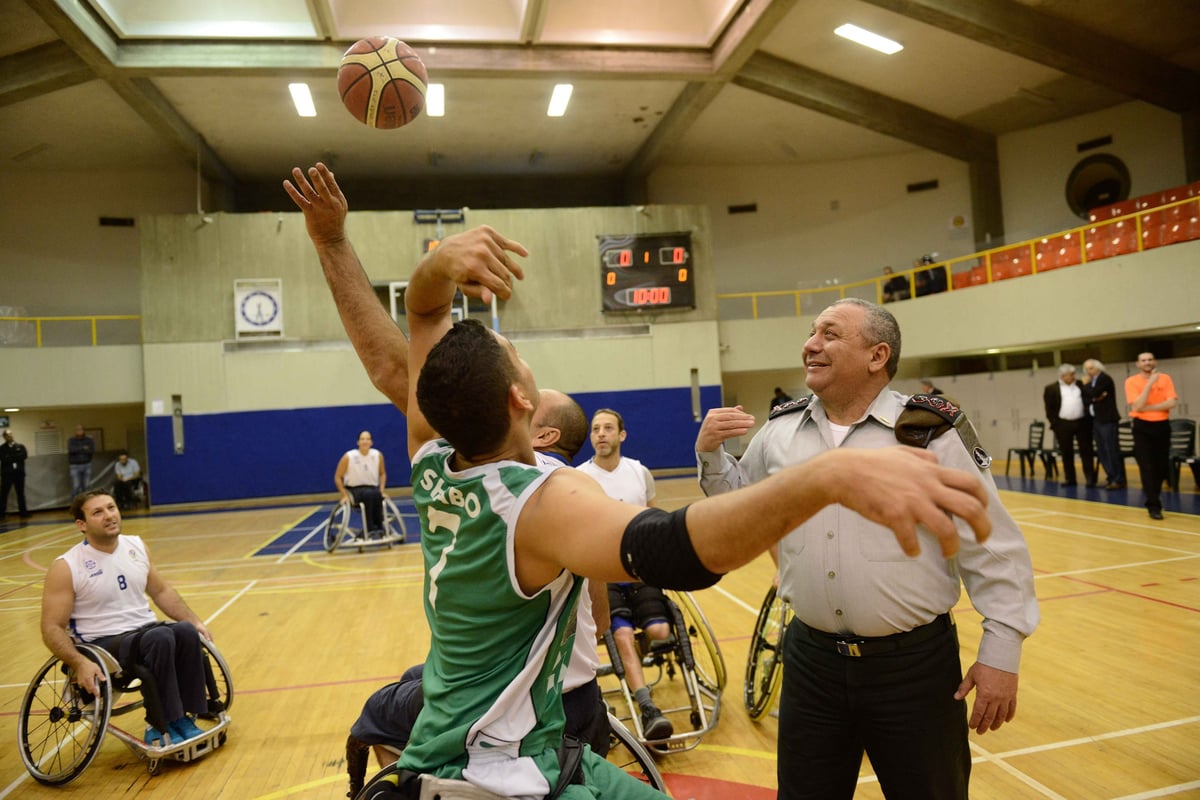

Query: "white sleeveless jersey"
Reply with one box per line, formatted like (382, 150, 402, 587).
(575, 456, 655, 505)
(343, 447, 382, 487)
(59, 536, 157, 641)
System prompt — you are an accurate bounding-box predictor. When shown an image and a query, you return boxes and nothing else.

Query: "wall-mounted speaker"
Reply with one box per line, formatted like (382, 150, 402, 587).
(1065, 154, 1130, 219)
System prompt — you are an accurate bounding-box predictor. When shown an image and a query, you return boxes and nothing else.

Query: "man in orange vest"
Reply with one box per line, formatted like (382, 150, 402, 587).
(1124, 352, 1178, 520)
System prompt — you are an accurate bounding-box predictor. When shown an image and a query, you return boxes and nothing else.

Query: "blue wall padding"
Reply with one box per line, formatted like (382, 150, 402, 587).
(146, 386, 721, 505)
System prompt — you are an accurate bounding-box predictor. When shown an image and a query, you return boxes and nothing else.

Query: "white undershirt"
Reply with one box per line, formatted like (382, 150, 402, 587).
(828, 421, 852, 447)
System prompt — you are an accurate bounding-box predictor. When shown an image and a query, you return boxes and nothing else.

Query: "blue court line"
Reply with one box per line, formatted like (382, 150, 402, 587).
(250, 500, 424, 557)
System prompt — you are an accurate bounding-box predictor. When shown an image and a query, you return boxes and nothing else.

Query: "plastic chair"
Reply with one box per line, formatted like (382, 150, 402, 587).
(1169, 419, 1196, 492)
(1006, 421, 1056, 478)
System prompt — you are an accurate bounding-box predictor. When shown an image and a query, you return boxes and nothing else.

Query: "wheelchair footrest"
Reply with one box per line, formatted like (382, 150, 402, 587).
(109, 714, 230, 766)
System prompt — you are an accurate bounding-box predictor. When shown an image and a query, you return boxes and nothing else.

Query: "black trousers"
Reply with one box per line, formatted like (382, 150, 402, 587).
(0, 470, 27, 514)
(95, 622, 207, 725)
(347, 485, 384, 532)
(777, 619, 969, 800)
(1132, 418, 1172, 512)
(1051, 418, 1095, 484)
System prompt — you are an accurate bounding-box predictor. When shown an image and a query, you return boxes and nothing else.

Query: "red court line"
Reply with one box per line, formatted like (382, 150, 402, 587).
(1061, 574, 1200, 613)
(0, 580, 36, 600)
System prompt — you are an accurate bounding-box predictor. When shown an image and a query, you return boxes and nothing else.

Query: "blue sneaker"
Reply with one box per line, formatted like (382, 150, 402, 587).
(168, 716, 204, 741)
(145, 725, 166, 746)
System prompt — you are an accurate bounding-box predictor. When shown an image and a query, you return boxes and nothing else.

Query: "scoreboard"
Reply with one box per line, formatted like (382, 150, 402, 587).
(599, 232, 695, 312)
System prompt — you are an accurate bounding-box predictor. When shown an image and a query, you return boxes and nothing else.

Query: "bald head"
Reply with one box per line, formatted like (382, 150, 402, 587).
(531, 389, 588, 461)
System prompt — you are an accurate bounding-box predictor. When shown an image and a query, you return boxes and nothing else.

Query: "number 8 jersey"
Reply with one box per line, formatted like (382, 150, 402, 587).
(60, 535, 157, 642)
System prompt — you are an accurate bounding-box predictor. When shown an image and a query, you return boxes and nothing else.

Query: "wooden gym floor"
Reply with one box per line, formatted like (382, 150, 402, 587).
(0, 470, 1198, 799)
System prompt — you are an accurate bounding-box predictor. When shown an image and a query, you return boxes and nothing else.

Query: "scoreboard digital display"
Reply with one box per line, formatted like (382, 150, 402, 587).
(599, 232, 695, 312)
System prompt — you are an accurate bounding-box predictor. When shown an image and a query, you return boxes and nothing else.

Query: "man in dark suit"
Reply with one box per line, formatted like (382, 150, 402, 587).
(1083, 359, 1126, 489)
(1044, 364, 1097, 487)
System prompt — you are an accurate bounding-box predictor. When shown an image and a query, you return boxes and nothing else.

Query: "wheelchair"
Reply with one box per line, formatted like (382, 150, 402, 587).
(744, 583, 791, 721)
(17, 635, 233, 785)
(324, 495, 408, 553)
(353, 715, 666, 799)
(599, 589, 725, 755)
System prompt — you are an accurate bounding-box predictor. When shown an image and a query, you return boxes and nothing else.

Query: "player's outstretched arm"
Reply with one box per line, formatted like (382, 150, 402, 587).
(284, 162, 409, 410)
(404, 226, 527, 457)
(516, 446, 990, 593)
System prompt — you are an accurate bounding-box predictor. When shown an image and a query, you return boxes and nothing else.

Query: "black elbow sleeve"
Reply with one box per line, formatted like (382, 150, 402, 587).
(619, 507, 724, 591)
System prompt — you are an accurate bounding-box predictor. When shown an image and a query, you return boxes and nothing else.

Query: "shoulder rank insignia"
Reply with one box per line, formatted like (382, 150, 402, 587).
(768, 395, 812, 420)
(895, 393, 992, 469)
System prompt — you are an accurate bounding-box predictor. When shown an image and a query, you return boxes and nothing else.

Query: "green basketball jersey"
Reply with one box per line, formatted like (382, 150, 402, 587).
(401, 439, 581, 796)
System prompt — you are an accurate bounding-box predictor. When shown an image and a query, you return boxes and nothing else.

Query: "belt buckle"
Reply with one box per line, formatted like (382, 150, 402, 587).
(835, 640, 862, 657)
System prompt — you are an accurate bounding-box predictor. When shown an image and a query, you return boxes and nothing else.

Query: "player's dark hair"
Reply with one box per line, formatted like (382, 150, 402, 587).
(592, 408, 626, 433)
(70, 490, 114, 521)
(417, 319, 519, 460)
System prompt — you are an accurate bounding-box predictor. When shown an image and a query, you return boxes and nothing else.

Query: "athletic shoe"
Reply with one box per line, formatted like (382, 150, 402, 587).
(640, 705, 673, 740)
(145, 725, 166, 746)
(169, 716, 204, 741)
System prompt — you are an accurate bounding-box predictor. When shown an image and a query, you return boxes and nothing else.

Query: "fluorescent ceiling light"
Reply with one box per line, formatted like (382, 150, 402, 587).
(288, 83, 316, 117)
(834, 23, 903, 55)
(547, 84, 573, 117)
(3, 408, 18, 412)
(426, 84, 445, 117)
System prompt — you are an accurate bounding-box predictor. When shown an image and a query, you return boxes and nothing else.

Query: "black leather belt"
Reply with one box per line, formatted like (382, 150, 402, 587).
(794, 613, 955, 657)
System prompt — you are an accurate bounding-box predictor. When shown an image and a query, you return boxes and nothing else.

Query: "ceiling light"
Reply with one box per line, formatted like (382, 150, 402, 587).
(834, 23, 903, 55)
(426, 84, 445, 117)
(547, 84, 573, 117)
(3, 408, 18, 412)
(288, 83, 316, 117)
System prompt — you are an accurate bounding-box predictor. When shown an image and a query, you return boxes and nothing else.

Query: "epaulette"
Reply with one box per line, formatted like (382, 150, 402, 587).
(895, 393, 992, 470)
(768, 395, 812, 420)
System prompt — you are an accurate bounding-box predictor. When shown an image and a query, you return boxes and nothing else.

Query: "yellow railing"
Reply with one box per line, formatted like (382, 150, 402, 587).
(0, 315, 141, 347)
(718, 193, 1199, 319)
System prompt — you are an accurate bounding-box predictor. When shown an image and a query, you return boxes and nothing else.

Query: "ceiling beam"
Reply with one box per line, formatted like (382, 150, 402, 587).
(114, 40, 717, 81)
(24, 0, 238, 185)
(624, 0, 798, 195)
(859, 0, 1200, 113)
(733, 51, 996, 163)
(519, 0, 550, 45)
(0, 41, 93, 108)
(302, 0, 337, 41)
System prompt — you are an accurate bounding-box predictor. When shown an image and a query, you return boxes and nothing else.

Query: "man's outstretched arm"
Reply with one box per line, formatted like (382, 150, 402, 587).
(284, 162, 408, 410)
(404, 225, 528, 457)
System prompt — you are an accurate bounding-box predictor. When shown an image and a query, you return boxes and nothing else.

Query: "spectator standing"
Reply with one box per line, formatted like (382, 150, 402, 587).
(68, 424, 95, 498)
(1, 430, 30, 518)
(881, 266, 909, 303)
(1082, 359, 1125, 490)
(771, 387, 794, 409)
(1124, 352, 1178, 520)
(1043, 364, 1097, 487)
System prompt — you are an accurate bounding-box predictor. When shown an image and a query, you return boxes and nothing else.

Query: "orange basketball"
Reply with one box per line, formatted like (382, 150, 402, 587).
(337, 37, 428, 129)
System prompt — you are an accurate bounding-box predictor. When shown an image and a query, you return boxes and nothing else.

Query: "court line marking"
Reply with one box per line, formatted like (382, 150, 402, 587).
(1019, 521, 1200, 555)
(968, 740, 1069, 799)
(242, 508, 322, 560)
(1112, 780, 1200, 799)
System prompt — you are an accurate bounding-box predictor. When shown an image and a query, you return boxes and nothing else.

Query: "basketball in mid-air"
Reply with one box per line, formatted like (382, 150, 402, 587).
(337, 37, 428, 129)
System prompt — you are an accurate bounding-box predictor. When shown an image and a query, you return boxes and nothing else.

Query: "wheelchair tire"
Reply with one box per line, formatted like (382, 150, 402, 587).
(672, 591, 726, 694)
(199, 637, 235, 717)
(744, 584, 789, 721)
(325, 501, 351, 553)
(18, 644, 113, 786)
(606, 712, 669, 794)
(382, 496, 408, 545)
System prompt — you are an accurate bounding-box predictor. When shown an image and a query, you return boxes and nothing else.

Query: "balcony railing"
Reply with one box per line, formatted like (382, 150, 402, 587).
(0, 315, 141, 347)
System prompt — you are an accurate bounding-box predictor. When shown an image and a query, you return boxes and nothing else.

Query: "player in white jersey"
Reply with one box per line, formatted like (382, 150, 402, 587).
(40, 490, 213, 746)
(576, 409, 672, 740)
(336, 430, 388, 535)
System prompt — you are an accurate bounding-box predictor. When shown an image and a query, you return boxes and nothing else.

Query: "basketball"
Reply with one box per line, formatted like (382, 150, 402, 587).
(337, 37, 428, 129)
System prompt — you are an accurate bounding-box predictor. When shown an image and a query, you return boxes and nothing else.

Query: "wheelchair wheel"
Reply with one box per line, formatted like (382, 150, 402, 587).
(606, 712, 669, 794)
(199, 637, 234, 717)
(744, 584, 789, 721)
(18, 644, 112, 786)
(671, 591, 726, 694)
(382, 497, 408, 545)
(325, 501, 352, 553)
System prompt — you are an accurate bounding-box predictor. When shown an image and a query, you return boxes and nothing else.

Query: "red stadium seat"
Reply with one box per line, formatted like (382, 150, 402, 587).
(1035, 234, 1081, 270)
(990, 245, 1030, 280)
